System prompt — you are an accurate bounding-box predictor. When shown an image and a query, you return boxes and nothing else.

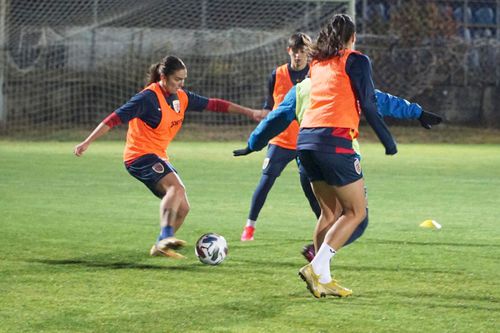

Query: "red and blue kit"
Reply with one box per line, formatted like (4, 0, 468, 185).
(126, 154, 178, 198)
(124, 82, 188, 162)
(102, 82, 230, 194)
(298, 50, 396, 186)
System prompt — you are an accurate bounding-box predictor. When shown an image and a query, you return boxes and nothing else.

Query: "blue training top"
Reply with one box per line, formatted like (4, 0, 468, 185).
(248, 82, 423, 152)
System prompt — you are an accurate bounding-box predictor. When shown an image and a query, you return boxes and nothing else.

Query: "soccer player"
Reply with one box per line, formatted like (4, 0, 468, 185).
(240, 32, 314, 242)
(299, 14, 397, 298)
(233, 77, 442, 260)
(74, 55, 264, 259)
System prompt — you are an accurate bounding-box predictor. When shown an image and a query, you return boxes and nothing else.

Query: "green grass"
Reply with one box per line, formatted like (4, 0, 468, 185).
(0, 141, 499, 332)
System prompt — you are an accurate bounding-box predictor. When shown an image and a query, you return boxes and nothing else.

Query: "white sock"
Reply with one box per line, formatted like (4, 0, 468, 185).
(245, 219, 256, 228)
(311, 243, 336, 284)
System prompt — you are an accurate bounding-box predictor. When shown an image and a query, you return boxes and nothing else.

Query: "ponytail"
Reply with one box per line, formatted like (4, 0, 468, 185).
(146, 56, 186, 85)
(146, 62, 162, 85)
(310, 14, 355, 61)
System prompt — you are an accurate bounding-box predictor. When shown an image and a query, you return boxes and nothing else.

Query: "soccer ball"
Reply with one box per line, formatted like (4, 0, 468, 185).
(195, 233, 228, 265)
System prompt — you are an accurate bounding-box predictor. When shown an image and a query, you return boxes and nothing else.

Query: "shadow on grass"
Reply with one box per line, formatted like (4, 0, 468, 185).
(335, 264, 462, 275)
(365, 238, 500, 248)
(30, 258, 200, 271)
(229, 237, 309, 249)
(393, 291, 499, 304)
(350, 291, 499, 312)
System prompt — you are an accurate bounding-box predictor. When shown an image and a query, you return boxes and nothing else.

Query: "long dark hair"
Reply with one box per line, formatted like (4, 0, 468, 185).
(146, 56, 186, 85)
(310, 14, 356, 61)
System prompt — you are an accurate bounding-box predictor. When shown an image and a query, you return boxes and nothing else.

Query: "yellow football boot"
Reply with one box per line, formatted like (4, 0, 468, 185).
(298, 264, 322, 298)
(150, 237, 187, 259)
(318, 279, 353, 298)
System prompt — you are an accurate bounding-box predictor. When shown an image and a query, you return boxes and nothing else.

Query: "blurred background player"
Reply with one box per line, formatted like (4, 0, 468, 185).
(240, 32, 314, 241)
(74, 55, 264, 259)
(297, 14, 397, 298)
(234, 77, 442, 260)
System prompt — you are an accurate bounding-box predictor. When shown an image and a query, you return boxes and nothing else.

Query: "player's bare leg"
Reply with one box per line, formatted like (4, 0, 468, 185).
(324, 178, 366, 250)
(302, 188, 369, 262)
(150, 172, 189, 258)
(299, 179, 364, 297)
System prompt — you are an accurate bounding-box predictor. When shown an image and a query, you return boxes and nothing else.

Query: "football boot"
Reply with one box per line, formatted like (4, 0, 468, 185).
(240, 226, 255, 241)
(301, 243, 316, 262)
(298, 264, 322, 298)
(150, 237, 186, 259)
(318, 279, 352, 298)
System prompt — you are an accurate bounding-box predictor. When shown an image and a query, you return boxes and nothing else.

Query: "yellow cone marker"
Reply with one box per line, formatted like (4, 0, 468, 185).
(419, 219, 442, 230)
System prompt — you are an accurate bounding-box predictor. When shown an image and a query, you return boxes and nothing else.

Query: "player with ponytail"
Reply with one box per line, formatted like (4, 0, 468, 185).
(74, 55, 264, 259)
(296, 14, 397, 298)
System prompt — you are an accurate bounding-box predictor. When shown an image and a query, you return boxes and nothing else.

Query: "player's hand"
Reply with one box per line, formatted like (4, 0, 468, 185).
(233, 146, 253, 157)
(251, 109, 269, 122)
(259, 109, 270, 120)
(419, 110, 442, 129)
(74, 141, 90, 157)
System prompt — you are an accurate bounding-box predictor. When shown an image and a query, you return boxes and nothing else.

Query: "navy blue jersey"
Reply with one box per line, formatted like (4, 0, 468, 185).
(263, 63, 309, 110)
(114, 89, 209, 129)
(346, 53, 396, 153)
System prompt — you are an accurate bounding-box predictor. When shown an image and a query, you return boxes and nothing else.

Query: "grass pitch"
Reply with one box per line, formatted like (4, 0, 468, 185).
(0, 140, 499, 332)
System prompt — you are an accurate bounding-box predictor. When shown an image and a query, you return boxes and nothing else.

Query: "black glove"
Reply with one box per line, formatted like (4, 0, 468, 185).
(419, 110, 442, 129)
(233, 146, 253, 157)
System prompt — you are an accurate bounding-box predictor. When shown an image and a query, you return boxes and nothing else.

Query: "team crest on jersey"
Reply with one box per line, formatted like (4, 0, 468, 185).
(172, 100, 181, 113)
(262, 157, 270, 170)
(152, 162, 165, 174)
(354, 158, 362, 175)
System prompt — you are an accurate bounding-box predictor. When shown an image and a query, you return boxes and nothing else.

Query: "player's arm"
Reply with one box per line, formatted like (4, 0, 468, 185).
(375, 89, 442, 129)
(347, 53, 397, 155)
(248, 86, 297, 151)
(73, 122, 111, 157)
(184, 90, 265, 122)
(233, 86, 297, 156)
(73, 91, 148, 156)
(375, 89, 422, 119)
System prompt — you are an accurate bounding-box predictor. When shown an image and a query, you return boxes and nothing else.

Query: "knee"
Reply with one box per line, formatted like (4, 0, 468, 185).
(261, 173, 278, 187)
(357, 207, 367, 222)
(343, 206, 367, 224)
(160, 184, 187, 206)
(167, 184, 186, 198)
(344, 211, 369, 247)
(319, 209, 337, 224)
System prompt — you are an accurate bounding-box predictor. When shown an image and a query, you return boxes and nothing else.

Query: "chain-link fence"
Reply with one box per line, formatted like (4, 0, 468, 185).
(357, 0, 500, 128)
(0, 0, 498, 138)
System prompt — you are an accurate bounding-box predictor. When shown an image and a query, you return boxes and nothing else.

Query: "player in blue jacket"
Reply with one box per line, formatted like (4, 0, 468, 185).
(242, 80, 440, 152)
(233, 77, 442, 261)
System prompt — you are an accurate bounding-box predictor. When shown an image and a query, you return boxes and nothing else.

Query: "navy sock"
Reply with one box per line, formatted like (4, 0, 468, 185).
(158, 225, 174, 241)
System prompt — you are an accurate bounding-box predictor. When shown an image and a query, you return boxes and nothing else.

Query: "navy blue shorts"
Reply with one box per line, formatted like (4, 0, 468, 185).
(262, 144, 298, 176)
(125, 154, 177, 198)
(297, 150, 363, 186)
